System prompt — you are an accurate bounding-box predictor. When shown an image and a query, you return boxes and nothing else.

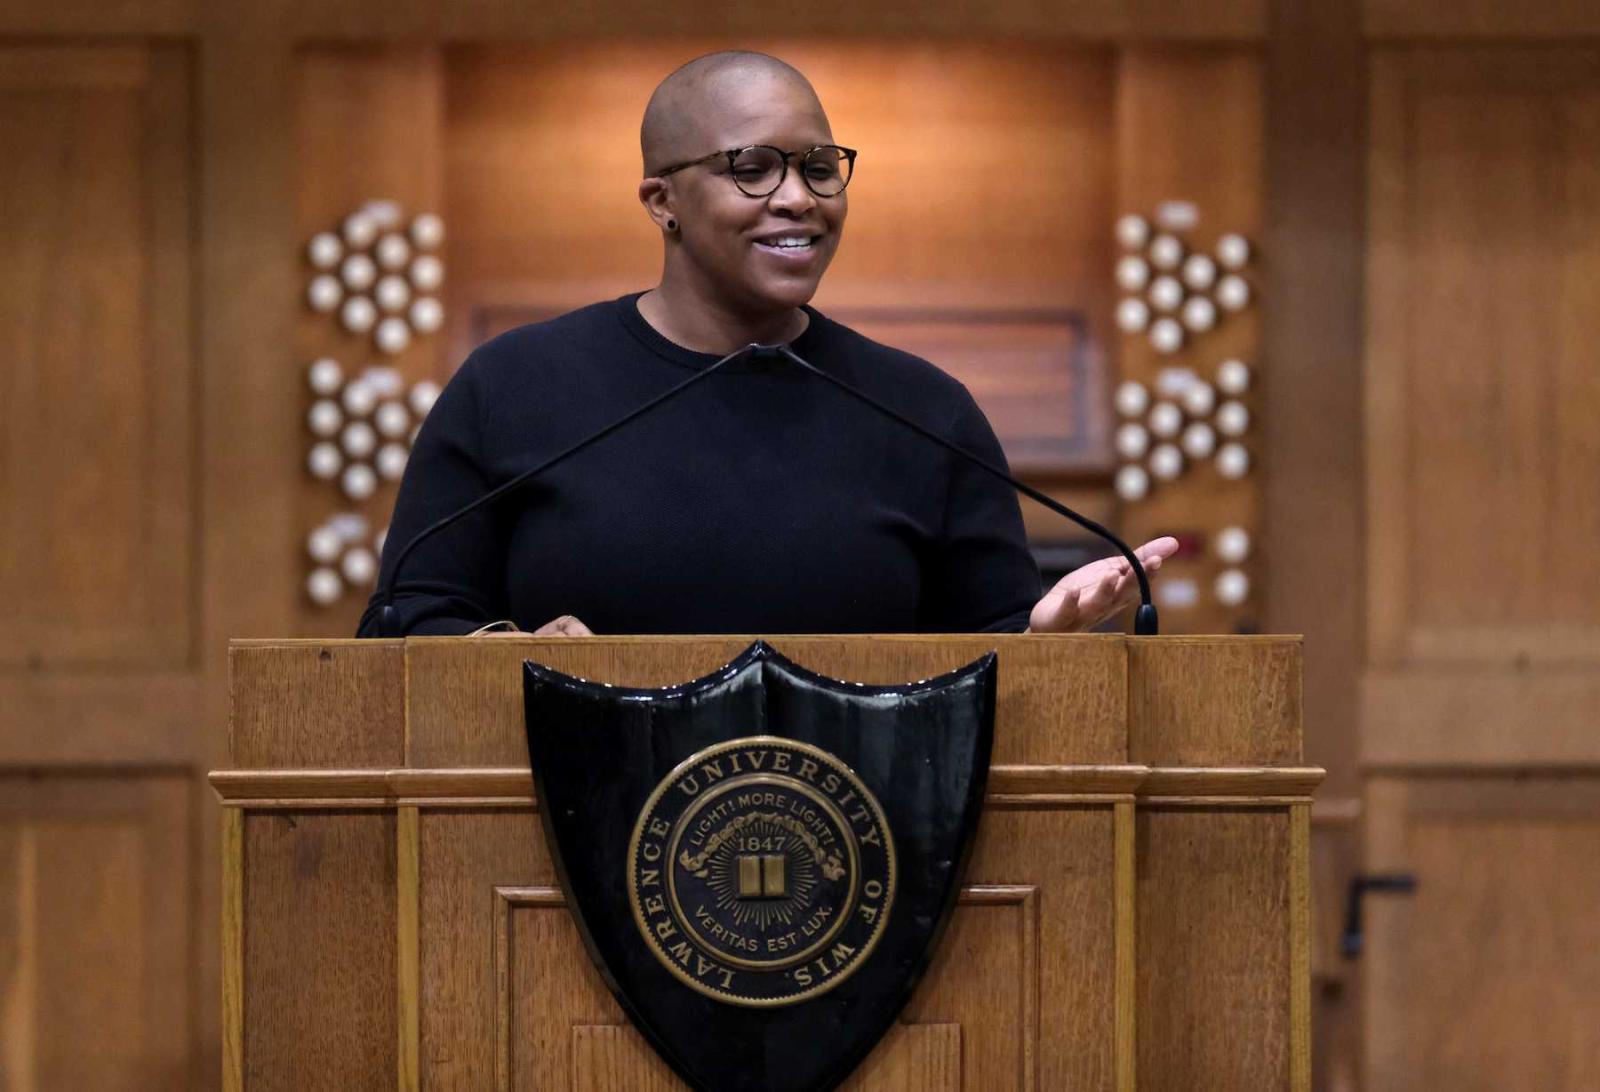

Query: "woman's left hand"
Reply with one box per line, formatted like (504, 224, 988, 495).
(1027, 537, 1180, 633)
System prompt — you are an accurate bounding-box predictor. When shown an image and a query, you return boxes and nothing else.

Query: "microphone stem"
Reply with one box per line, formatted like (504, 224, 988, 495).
(771, 345, 1158, 634)
(377, 343, 758, 637)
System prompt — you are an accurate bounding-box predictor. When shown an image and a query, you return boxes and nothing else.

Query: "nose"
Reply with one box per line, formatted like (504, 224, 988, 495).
(766, 160, 817, 216)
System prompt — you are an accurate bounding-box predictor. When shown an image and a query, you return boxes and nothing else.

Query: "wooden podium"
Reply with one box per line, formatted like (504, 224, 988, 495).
(213, 634, 1317, 1091)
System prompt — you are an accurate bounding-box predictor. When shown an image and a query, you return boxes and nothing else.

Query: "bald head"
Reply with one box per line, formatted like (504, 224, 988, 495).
(641, 51, 827, 175)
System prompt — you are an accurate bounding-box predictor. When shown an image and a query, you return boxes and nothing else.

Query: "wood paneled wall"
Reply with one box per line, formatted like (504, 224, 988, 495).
(1360, 45, 1600, 1090)
(0, 43, 202, 1089)
(3, 0, 1600, 1087)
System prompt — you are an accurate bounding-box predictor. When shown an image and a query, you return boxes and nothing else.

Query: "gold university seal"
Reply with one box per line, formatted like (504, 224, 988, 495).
(628, 736, 896, 1007)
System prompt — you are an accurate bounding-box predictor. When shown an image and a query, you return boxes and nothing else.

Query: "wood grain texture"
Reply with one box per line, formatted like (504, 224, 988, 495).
(1308, 801, 1360, 1092)
(397, 806, 419, 1092)
(419, 814, 544, 1089)
(1289, 802, 1311, 1091)
(916, 823, 1109, 1089)
(222, 635, 1305, 1089)
(1263, 0, 1365, 804)
(0, 672, 202, 765)
(1139, 766, 1322, 798)
(243, 810, 397, 1090)
(1361, 45, 1600, 1092)
(486, 858, 1085, 1090)
(0, 0, 193, 33)
(840, 1022, 963, 1092)
(222, 807, 243, 1092)
(1362, 668, 1600, 766)
(193, 25, 299, 1085)
(1262, 12, 1371, 1069)
(563, 1020, 963, 1092)
(0, 824, 39, 1090)
(1128, 637, 1302, 765)
(1137, 806, 1291, 1089)
(280, 1, 1264, 45)
(1365, 776, 1600, 1091)
(1112, 802, 1136, 1092)
(210, 763, 1152, 806)
(230, 641, 405, 767)
(0, 772, 191, 1089)
(0, 43, 195, 669)
(1366, 48, 1600, 669)
(570, 1024, 683, 1091)
(406, 634, 1128, 768)
(1365, 0, 1600, 38)
(495, 886, 620, 1091)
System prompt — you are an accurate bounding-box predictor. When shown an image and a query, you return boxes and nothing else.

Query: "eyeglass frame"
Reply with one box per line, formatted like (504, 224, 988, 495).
(651, 144, 858, 199)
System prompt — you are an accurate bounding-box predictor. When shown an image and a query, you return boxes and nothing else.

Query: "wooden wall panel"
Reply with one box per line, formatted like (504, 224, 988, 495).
(1367, 49, 1600, 670)
(1363, 45, 1600, 1092)
(0, 44, 194, 669)
(1365, 777, 1600, 1091)
(281, 0, 1265, 43)
(418, 810, 545, 1088)
(415, 803, 1117, 1089)
(1365, 47, 1600, 760)
(229, 640, 405, 768)
(0, 40, 207, 1092)
(1263, 0, 1364, 796)
(1365, 0, 1600, 39)
(1136, 806, 1292, 1087)
(0, 0, 192, 35)
(0, 773, 191, 1089)
(243, 810, 397, 1089)
(404, 634, 1128, 769)
(1127, 635, 1301, 765)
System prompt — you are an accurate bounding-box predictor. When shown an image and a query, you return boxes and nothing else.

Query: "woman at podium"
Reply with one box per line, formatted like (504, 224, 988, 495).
(358, 51, 1174, 640)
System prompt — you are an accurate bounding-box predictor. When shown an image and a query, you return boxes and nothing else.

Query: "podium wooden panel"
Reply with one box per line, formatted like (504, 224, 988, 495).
(213, 634, 1316, 1090)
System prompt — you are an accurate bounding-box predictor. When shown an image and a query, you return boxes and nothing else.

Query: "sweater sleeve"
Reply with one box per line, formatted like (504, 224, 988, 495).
(919, 385, 1042, 633)
(356, 353, 507, 637)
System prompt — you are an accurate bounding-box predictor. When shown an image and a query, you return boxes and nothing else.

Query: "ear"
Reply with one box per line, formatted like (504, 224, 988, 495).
(638, 176, 676, 233)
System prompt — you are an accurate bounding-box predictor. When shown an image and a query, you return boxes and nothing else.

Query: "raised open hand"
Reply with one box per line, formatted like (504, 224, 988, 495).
(1027, 537, 1179, 633)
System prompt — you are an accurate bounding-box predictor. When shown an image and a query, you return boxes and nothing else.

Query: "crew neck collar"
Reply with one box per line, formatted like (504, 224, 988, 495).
(615, 291, 825, 371)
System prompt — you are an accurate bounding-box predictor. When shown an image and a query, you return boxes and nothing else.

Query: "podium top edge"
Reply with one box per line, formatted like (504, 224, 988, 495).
(229, 633, 1304, 649)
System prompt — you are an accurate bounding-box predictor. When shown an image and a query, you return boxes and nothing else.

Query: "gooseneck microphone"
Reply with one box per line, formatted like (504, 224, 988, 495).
(376, 340, 1159, 638)
(374, 341, 766, 637)
(764, 343, 1159, 636)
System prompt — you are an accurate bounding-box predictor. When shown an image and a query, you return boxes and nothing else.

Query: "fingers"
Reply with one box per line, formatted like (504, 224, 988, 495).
(1135, 536, 1180, 566)
(532, 614, 593, 637)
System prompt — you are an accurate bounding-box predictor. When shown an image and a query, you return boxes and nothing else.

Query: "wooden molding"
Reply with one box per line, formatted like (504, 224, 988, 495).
(1139, 766, 1324, 800)
(211, 763, 1326, 808)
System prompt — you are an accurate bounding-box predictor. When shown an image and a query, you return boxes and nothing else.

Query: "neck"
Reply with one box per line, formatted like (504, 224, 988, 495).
(638, 277, 809, 355)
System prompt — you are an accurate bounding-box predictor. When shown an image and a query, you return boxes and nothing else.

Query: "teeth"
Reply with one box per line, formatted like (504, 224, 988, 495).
(759, 236, 813, 249)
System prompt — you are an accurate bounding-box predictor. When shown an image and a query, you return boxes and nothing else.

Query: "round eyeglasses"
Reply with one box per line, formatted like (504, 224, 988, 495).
(654, 144, 856, 199)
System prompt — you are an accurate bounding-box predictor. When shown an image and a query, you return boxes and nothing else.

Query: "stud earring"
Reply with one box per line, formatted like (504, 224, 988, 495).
(666, 218, 678, 232)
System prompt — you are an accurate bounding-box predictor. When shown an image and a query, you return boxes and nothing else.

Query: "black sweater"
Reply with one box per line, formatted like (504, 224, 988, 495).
(357, 294, 1041, 637)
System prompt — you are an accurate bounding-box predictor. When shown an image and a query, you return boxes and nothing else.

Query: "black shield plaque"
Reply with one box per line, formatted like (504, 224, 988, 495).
(523, 640, 995, 1092)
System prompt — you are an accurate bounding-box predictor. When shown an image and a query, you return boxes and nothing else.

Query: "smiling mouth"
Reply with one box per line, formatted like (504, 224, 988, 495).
(753, 234, 821, 256)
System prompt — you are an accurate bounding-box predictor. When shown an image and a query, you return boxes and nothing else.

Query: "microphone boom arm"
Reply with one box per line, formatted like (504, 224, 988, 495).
(376, 339, 1160, 638)
(375, 342, 761, 637)
(770, 344, 1159, 636)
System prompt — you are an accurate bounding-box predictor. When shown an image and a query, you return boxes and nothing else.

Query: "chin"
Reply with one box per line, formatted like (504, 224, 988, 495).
(740, 264, 831, 314)
(753, 279, 821, 311)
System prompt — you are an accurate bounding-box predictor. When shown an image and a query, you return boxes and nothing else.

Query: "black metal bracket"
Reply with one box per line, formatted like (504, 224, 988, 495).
(1341, 872, 1418, 959)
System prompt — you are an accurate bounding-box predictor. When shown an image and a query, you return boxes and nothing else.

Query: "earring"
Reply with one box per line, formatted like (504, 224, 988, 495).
(666, 218, 678, 232)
